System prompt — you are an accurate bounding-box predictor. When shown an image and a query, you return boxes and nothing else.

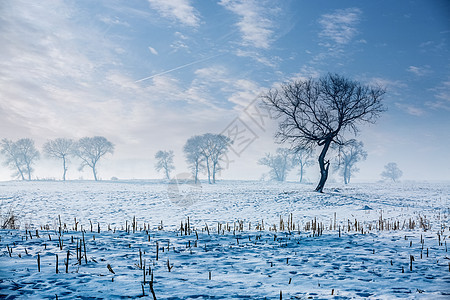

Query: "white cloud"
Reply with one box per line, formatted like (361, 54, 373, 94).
(235, 49, 277, 67)
(319, 8, 362, 45)
(291, 66, 322, 81)
(148, 46, 158, 55)
(407, 65, 431, 76)
(170, 40, 190, 52)
(426, 80, 450, 111)
(99, 16, 130, 27)
(368, 77, 407, 91)
(227, 79, 260, 108)
(147, 0, 200, 27)
(395, 103, 425, 116)
(219, 0, 275, 49)
(434, 80, 450, 101)
(192, 65, 262, 110)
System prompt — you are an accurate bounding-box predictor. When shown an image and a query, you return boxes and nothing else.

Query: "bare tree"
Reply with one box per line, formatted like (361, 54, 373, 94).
(381, 162, 402, 182)
(261, 73, 385, 192)
(197, 133, 231, 184)
(183, 136, 204, 184)
(336, 140, 367, 184)
(292, 147, 313, 183)
(209, 134, 231, 184)
(1, 138, 39, 180)
(258, 148, 293, 182)
(1, 139, 25, 180)
(43, 138, 74, 181)
(16, 138, 40, 180)
(155, 150, 175, 180)
(73, 136, 114, 181)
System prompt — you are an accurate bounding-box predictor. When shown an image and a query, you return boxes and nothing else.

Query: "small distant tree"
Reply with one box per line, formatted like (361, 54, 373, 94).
(381, 162, 402, 182)
(1, 139, 26, 180)
(1, 138, 39, 180)
(16, 138, 40, 180)
(183, 136, 204, 183)
(208, 134, 231, 184)
(155, 150, 175, 180)
(258, 148, 293, 182)
(73, 136, 114, 181)
(261, 73, 385, 192)
(336, 141, 367, 184)
(197, 133, 231, 184)
(43, 138, 74, 181)
(292, 147, 313, 183)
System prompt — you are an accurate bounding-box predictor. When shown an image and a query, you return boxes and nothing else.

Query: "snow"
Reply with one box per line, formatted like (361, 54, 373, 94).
(1, 180, 449, 299)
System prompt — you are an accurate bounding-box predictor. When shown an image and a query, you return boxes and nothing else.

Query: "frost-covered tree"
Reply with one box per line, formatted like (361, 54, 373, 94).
(43, 138, 74, 181)
(208, 134, 231, 184)
(292, 147, 313, 183)
(155, 150, 175, 180)
(261, 73, 385, 192)
(73, 136, 114, 181)
(183, 136, 204, 184)
(258, 148, 293, 182)
(381, 162, 402, 182)
(1, 139, 26, 180)
(1, 138, 39, 180)
(197, 133, 231, 184)
(336, 141, 367, 184)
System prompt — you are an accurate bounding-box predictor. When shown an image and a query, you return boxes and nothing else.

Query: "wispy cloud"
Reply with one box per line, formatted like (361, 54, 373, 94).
(0, 0, 230, 154)
(407, 65, 432, 76)
(291, 66, 322, 81)
(427, 80, 450, 111)
(434, 80, 450, 101)
(191, 65, 262, 109)
(219, 0, 275, 49)
(235, 49, 277, 67)
(395, 103, 425, 116)
(319, 8, 362, 45)
(368, 77, 407, 91)
(148, 46, 158, 55)
(99, 16, 130, 27)
(147, 0, 200, 27)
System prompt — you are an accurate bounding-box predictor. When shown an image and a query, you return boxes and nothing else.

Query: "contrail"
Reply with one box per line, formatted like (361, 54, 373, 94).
(135, 53, 224, 83)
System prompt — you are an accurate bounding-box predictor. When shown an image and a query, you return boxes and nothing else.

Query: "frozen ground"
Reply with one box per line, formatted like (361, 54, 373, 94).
(0, 180, 449, 299)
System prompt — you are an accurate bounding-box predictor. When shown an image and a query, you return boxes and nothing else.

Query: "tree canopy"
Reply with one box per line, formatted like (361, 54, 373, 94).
(73, 136, 114, 181)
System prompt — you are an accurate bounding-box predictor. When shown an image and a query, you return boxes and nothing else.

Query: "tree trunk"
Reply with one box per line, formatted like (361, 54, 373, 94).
(93, 164, 98, 181)
(26, 164, 31, 181)
(212, 163, 216, 184)
(299, 163, 304, 183)
(15, 160, 25, 180)
(343, 166, 348, 184)
(206, 159, 211, 184)
(165, 167, 170, 180)
(62, 156, 67, 181)
(194, 162, 199, 184)
(315, 138, 332, 193)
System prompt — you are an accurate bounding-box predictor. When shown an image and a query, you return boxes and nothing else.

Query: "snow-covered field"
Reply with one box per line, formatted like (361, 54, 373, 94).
(0, 180, 449, 299)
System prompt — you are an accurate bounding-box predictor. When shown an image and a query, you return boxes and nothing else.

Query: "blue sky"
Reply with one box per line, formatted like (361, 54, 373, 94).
(0, 0, 449, 182)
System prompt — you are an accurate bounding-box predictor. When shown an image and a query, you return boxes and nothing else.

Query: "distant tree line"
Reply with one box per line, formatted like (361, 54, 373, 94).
(258, 147, 313, 182)
(1, 133, 233, 184)
(154, 133, 232, 184)
(258, 141, 369, 184)
(1, 136, 114, 181)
